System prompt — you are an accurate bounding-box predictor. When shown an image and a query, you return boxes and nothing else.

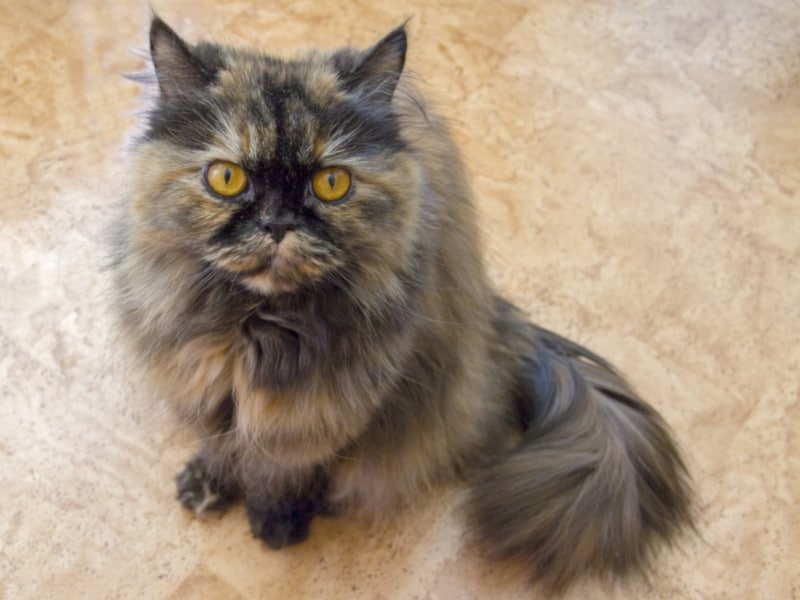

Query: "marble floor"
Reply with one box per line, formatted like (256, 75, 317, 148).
(1, 0, 798, 598)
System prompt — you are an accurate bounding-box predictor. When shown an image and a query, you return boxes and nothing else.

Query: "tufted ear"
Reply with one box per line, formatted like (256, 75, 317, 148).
(149, 16, 214, 99)
(341, 26, 407, 103)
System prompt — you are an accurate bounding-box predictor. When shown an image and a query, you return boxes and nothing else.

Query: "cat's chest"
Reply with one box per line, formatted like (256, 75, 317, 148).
(167, 310, 310, 394)
(167, 323, 371, 462)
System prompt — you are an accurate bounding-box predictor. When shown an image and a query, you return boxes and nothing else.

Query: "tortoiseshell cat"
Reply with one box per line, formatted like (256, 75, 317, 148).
(112, 16, 693, 593)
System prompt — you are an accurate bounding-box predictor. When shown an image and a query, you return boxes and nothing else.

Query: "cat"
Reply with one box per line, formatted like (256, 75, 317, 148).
(112, 15, 694, 594)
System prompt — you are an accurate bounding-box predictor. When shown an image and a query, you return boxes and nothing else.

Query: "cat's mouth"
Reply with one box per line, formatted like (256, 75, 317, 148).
(237, 251, 313, 295)
(226, 253, 294, 294)
(212, 232, 331, 296)
(244, 269, 303, 295)
(238, 260, 274, 278)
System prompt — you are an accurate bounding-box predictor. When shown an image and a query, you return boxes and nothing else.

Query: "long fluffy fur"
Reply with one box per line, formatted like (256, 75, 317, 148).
(113, 16, 693, 595)
(471, 300, 693, 593)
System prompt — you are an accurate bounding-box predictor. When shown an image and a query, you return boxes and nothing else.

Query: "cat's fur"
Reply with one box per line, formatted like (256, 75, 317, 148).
(112, 16, 694, 594)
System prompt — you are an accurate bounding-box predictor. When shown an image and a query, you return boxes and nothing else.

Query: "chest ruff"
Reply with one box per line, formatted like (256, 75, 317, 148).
(152, 331, 379, 468)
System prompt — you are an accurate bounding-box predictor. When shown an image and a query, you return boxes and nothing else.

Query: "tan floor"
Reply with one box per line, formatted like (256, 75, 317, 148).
(1, 0, 798, 598)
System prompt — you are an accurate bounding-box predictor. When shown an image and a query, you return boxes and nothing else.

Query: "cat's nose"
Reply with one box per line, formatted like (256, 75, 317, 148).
(260, 218, 295, 244)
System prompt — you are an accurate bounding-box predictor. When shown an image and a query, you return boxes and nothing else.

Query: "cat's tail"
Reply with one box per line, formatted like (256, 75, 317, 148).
(467, 300, 694, 594)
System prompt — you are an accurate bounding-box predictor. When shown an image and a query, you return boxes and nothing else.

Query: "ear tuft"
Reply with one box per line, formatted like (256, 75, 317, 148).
(150, 16, 213, 99)
(342, 26, 408, 103)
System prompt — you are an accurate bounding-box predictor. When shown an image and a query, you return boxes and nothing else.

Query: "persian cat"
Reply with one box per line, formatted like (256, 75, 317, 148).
(112, 16, 693, 593)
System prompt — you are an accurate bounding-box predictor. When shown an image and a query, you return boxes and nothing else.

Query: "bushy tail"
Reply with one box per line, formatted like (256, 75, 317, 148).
(468, 301, 694, 594)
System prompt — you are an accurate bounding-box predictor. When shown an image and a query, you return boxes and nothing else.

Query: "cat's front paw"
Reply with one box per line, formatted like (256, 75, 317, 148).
(175, 456, 238, 515)
(245, 499, 315, 550)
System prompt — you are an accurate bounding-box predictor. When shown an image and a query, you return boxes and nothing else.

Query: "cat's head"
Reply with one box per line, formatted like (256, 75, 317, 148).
(130, 17, 426, 299)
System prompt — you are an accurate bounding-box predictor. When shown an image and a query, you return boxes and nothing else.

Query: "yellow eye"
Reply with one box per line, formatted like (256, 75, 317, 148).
(311, 167, 352, 202)
(205, 161, 248, 197)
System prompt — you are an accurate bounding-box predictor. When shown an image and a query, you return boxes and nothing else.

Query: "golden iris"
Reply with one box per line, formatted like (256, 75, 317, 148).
(206, 161, 248, 197)
(311, 167, 352, 202)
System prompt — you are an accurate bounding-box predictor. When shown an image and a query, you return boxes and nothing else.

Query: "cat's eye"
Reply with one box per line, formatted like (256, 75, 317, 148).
(205, 160, 248, 197)
(311, 167, 352, 203)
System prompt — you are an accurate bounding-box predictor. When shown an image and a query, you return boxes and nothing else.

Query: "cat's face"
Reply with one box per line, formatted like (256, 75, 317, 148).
(130, 18, 423, 297)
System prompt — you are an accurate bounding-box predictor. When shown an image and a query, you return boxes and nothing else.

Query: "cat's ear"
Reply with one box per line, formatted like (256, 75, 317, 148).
(342, 26, 407, 103)
(149, 16, 214, 99)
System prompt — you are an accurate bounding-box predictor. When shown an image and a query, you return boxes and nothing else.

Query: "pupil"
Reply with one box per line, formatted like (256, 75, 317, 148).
(224, 168, 232, 184)
(327, 172, 336, 189)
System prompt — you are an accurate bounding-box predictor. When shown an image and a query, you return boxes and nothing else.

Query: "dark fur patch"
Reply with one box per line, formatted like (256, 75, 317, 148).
(245, 466, 330, 549)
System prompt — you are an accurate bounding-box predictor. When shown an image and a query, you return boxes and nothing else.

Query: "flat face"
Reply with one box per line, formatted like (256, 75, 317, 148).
(136, 40, 417, 296)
